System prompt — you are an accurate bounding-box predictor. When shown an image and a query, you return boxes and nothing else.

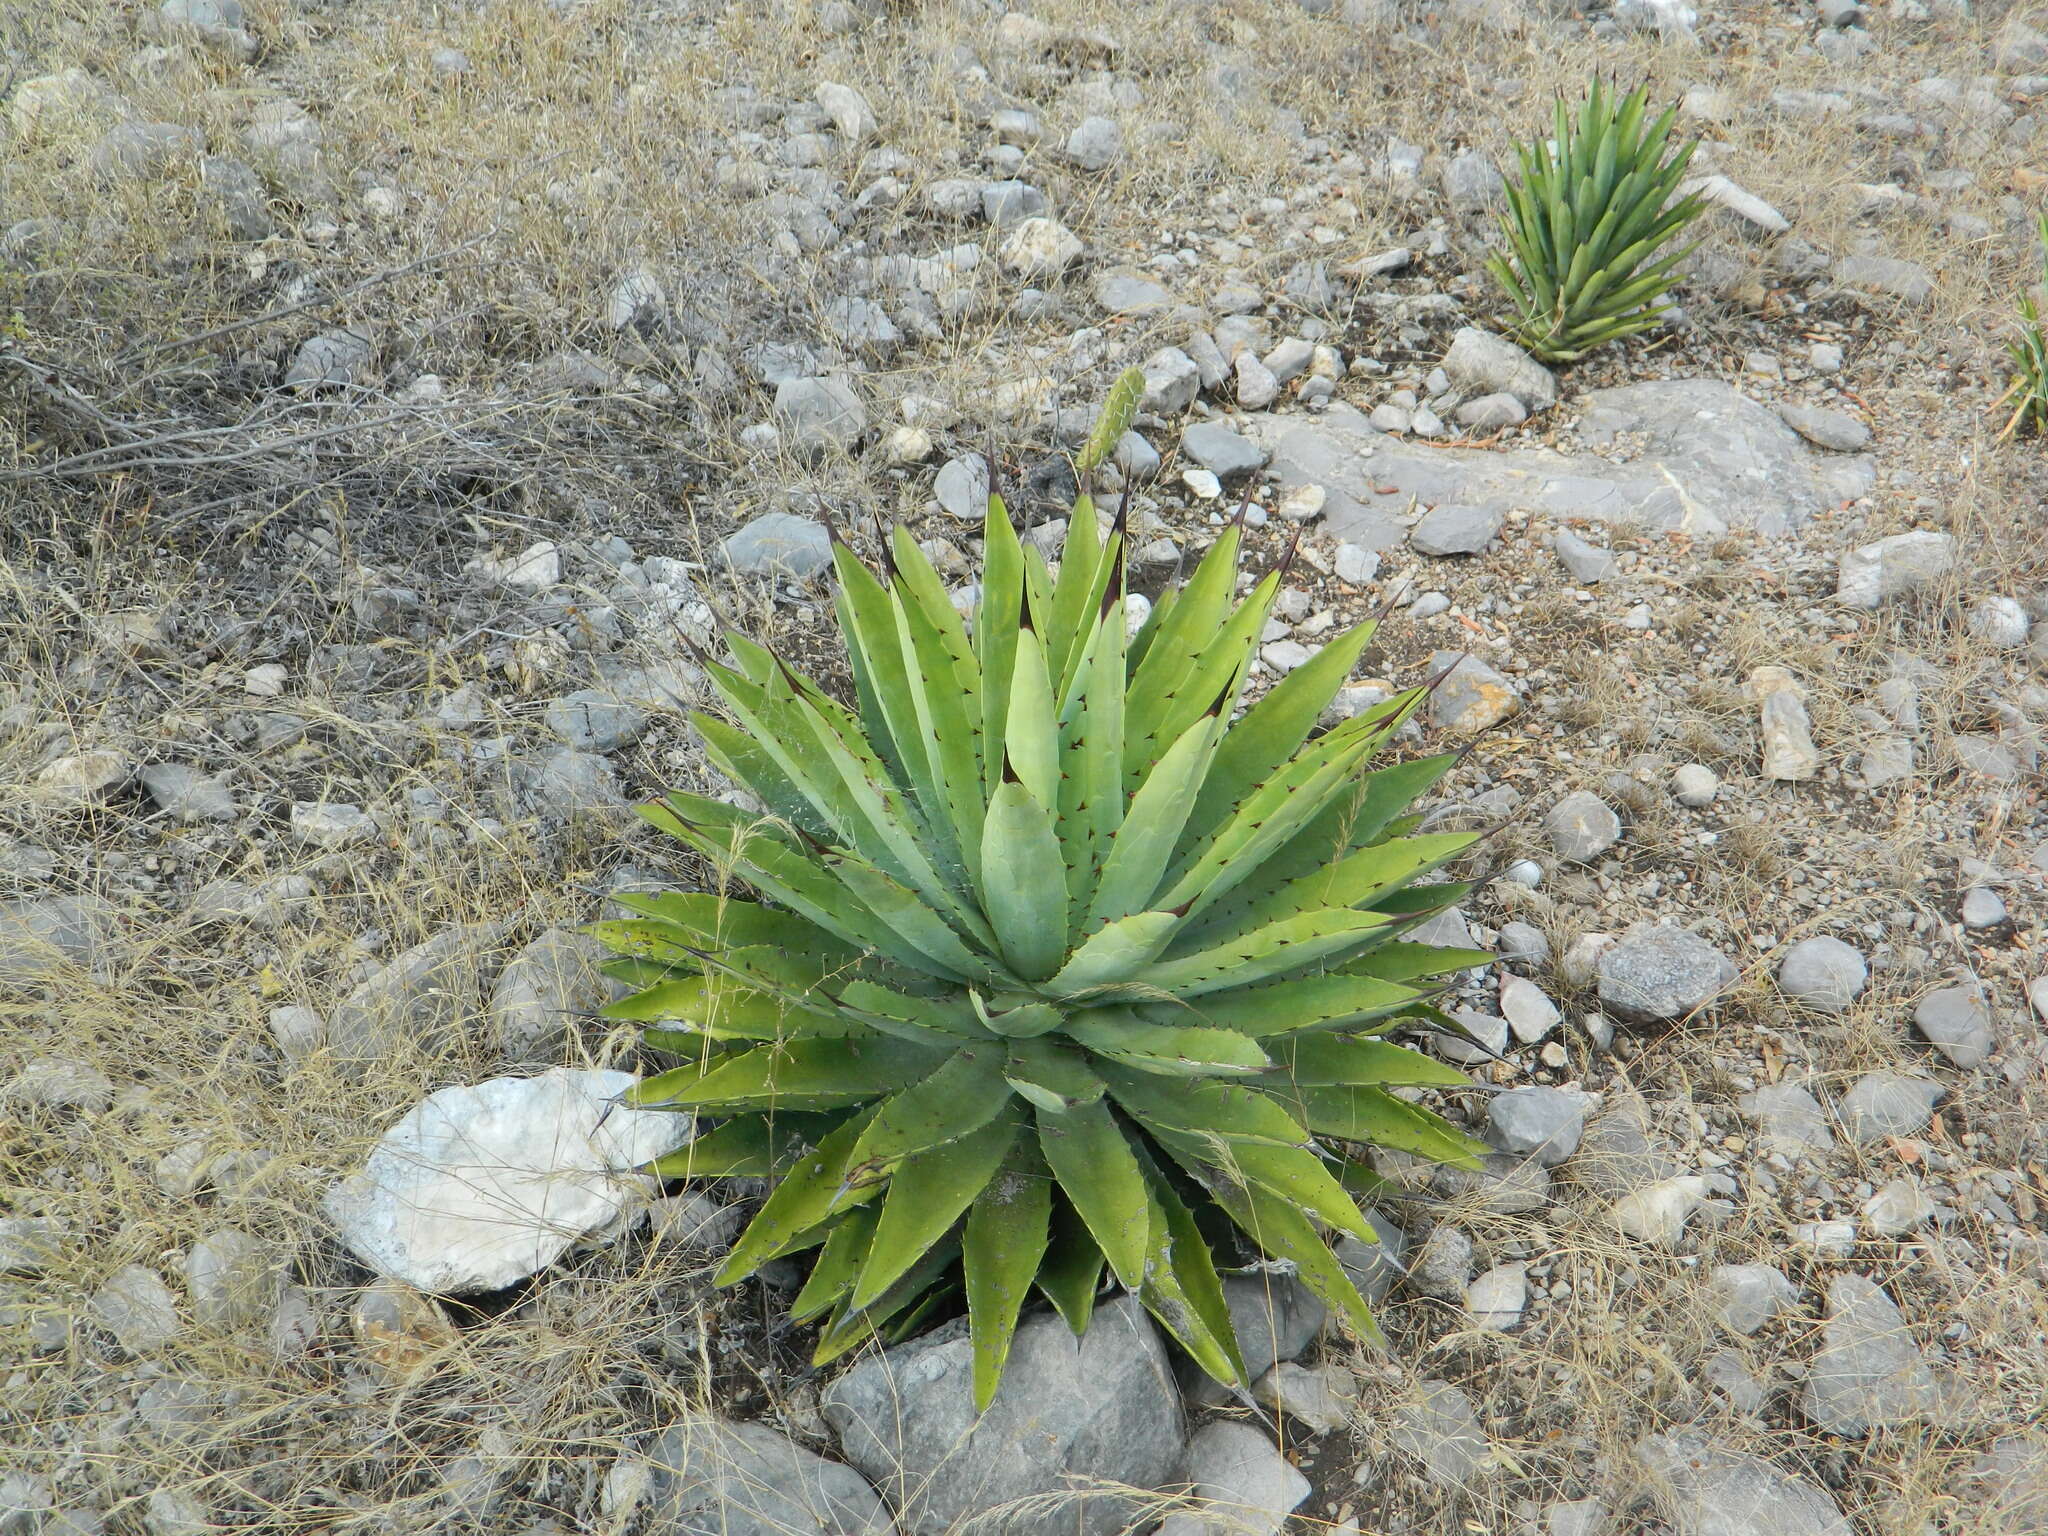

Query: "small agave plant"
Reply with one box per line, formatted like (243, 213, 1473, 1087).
(1996, 212, 2048, 440)
(599, 372, 1489, 1408)
(1487, 80, 1707, 364)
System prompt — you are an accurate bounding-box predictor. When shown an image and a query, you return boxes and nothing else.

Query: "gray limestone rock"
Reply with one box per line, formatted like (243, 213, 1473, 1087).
(0, 1216, 69, 1277)
(1776, 937, 1867, 1012)
(324, 1069, 689, 1295)
(1390, 1380, 1489, 1489)
(1487, 1087, 1595, 1166)
(1216, 1273, 1325, 1383)
(1180, 422, 1267, 479)
(720, 513, 834, 579)
(1834, 254, 1936, 306)
(327, 923, 508, 1062)
(1596, 924, 1736, 1022)
(285, 328, 374, 390)
(1409, 1223, 1476, 1299)
(1777, 403, 1871, 452)
(1429, 650, 1520, 734)
(1912, 985, 1995, 1068)
(1708, 1263, 1798, 1336)
(1546, 791, 1621, 863)
(0, 895, 116, 990)
(544, 691, 649, 753)
(1554, 529, 1617, 583)
(1411, 503, 1505, 555)
(1837, 1072, 1941, 1144)
(1835, 531, 1954, 607)
(1155, 1423, 1306, 1536)
(773, 376, 867, 457)
(4, 1056, 114, 1114)
(1246, 380, 1872, 551)
(1635, 1429, 1850, 1535)
(1333, 1208, 1407, 1305)
(489, 927, 613, 1060)
(91, 1265, 182, 1353)
(1440, 327, 1557, 411)
(934, 454, 991, 519)
(639, 1418, 896, 1536)
(1801, 1275, 1943, 1434)
(1567, 1094, 1682, 1201)
(183, 1229, 284, 1332)
(1739, 1082, 1836, 1158)
(1139, 348, 1201, 415)
(822, 1294, 1184, 1536)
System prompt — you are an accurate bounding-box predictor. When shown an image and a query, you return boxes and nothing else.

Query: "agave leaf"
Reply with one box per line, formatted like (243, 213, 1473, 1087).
(1132, 1158, 1246, 1387)
(1003, 1036, 1108, 1112)
(848, 1102, 1022, 1310)
(887, 525, 987, 880)
(1055, 579, 1128, 918)
(1267, 1033, 1472, 1088)
(833, 978, 993, 1041)
(1155, 1124, 1373, 1242)
(1002, 626, 1060, 810)
(1065, 1009, 1273, 1076)
(976, 499, 1026, 799)
(1044, 495, 1105, 694)
(694, 713, 837, 840)
(1181, 619, 1378, 848)
(1122, 523, 1245, 784)
(1278, 1082, 1488, 1166)
(1036, 1096, 1150, 1288)
(636, 795, 945, 974)
(1141, 567, 1278, 772)
(1156, 715, 1383, 921)
(1164, 1146, 1383, 1347)
(1106, 1071, 1314, 1150)
(813, 1232, 964, 1366)
(661, 1036, 946, 1113)
(1037, 1200, 1106, 1334)
(963, 1140, 1054, 1411)
(1243, 746, 1459, 900)
(646, 1116, 821, 1179)
(792, 1204, 880, 1323)
(978, 779, 1069, 981)
(1174, 832, 1477, 950)
(609, 892, 855, 957)
(1137, 908, 1396, 999)
(823, 853, 1006, 987)
(1086, 712, 1224, 928)
(846, 1045, 1013, 1175)
(1045, 911, 1182, 996)
(1340, 940, 1497, 982)
(604, 975, 843, 1039)
(1172, 971, 1437, 1036)
(830, 544, 926, 790)
(717, 1105, 885, 1282)
(972, 993, 1068, 1038)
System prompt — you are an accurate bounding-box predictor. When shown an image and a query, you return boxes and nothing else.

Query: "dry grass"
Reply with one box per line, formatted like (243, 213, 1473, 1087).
(6, 0, 2048, 1530)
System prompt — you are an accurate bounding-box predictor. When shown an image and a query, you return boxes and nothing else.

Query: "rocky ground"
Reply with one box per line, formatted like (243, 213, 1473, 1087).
(4, 0, 2048, 1532)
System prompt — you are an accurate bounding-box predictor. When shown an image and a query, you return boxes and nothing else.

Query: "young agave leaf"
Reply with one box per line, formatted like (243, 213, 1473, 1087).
(1002, 1036, 1108, 1112)
(1267, 1033, 1472, 1089)
(717, 1106, 884, 1283)
(849, 1105, 1022, 1310)
(846, 1047, 1014, 1173)
(1064, 1011, 1272, 1077)
(1036, 1200, 1106, 1335)
(792, 1205, 881, 1323)
(662, 1037, 948, 1113)
(963, 1143, 1054, 1411)
(977, 779, 1069, 981)
(1036, 1097, 1150, 1288)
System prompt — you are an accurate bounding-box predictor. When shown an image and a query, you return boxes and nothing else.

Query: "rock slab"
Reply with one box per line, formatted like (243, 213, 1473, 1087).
(822, 1294, 1184, 1536)
(324, 1068, 691, 1295)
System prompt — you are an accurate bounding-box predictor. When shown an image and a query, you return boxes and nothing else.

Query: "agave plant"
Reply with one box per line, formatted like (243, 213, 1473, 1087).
(598, 374, 1489, 1408)
(1996, 213, 2048, 441)
(1486, 80, 1707, 364)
